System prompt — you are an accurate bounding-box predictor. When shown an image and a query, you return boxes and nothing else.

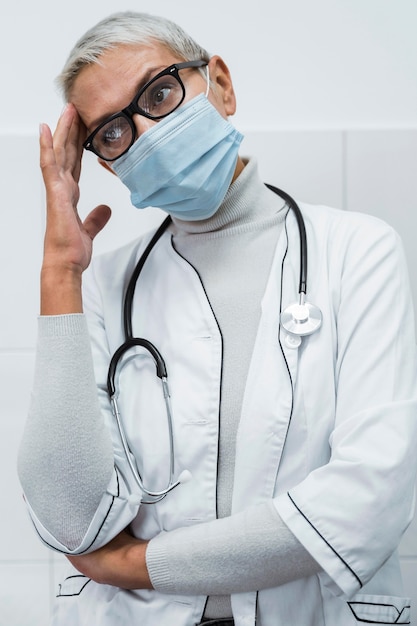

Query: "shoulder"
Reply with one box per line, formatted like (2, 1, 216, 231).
(296, 202, 400, 255)
(292, 203, 409, 298)
(298, 202, 394, 234)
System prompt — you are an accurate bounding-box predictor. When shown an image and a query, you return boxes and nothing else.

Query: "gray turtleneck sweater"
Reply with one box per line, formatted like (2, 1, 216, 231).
(170, 157, 286, 524)
(18, 158, 319, 618)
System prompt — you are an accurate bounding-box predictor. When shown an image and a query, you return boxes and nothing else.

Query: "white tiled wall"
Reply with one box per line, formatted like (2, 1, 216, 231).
(1, 128, 416, 625)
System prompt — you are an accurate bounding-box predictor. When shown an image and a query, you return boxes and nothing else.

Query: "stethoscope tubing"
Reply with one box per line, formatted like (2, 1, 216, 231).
(107, 185, 320, 503)
(123, 215, 172, 339)
(265, 183, 307, 296)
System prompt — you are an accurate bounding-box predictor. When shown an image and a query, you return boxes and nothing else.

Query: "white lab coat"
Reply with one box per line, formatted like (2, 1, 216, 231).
(28, 202, 417, 625)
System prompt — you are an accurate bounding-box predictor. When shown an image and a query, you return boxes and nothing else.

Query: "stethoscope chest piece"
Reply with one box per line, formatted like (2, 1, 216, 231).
(280, 300, 322, 337)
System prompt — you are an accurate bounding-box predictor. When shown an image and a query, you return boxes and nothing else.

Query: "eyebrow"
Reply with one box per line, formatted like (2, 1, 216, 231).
(136, 64, 168, 93)
(87, 63, 175, 131)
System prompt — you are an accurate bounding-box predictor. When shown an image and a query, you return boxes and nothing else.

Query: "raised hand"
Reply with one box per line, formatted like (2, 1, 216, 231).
(39, 103, 111, 314)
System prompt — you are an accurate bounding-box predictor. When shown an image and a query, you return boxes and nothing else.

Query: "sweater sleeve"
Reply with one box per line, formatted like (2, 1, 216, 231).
(17, 314, 114, 550)
(146, 501, 320, 595)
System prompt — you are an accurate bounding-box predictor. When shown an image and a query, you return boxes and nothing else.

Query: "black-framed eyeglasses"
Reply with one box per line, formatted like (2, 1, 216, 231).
(83, 60, 208, 162)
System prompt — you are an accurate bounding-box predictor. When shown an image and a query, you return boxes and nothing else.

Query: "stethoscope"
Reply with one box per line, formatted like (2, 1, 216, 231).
(107, 186, 322, 503)
(266, 184, 322, 339)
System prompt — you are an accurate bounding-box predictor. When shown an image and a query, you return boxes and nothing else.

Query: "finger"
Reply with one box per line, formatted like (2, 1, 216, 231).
(40, 120, 80, 210)
(52, 104, 76, 167)
(72, 115, 87, 183)
(39, 123, 60, 184)
(83, 204, 112, 241)
(64, 105, 86, 183)
(53, 104, 85, 182)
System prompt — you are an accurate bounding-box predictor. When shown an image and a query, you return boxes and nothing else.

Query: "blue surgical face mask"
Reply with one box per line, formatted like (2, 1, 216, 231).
(111, 93, 243, 221)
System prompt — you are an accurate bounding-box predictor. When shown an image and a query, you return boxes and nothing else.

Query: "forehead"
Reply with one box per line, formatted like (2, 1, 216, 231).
(69, 43, 184, 128)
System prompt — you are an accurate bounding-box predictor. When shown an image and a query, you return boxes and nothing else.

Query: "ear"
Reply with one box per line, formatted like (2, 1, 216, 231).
(98, 158, 118, 175)
(207, 55, 237, 117)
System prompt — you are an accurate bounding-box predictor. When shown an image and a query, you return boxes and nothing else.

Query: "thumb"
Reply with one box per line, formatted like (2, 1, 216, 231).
(83, 204, 112, 241)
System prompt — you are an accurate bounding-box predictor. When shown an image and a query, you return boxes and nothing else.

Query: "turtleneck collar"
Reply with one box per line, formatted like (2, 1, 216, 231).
(170, 156, 287, 236)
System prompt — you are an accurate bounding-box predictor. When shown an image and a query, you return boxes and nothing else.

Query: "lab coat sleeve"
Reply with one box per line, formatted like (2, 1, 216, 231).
(275, 212, 417, 598)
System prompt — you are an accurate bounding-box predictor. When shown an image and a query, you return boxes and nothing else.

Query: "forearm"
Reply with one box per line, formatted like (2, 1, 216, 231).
(67, 502, 319, 593)
(146, 502, 320, 595)
(17, 314, 114, 550)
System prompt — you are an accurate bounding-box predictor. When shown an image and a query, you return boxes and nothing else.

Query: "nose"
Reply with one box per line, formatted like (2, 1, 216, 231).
(132, 113, 157, 140)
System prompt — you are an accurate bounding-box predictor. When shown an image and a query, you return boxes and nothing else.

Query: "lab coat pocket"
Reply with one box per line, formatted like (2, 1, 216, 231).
(56, 573, 91, 597)
(347, 594, 411, 624)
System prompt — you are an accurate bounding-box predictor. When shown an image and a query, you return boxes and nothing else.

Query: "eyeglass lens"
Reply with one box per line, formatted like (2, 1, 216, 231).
(90, 72, 185, 161)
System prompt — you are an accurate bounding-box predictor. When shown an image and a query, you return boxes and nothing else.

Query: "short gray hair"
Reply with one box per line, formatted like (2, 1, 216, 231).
(57, 11, 211, 100)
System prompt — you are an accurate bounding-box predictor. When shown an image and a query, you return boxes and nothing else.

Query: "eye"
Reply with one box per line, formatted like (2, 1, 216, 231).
(152, 85, 172, 105)
(92, 116, 133, 159)
(139, 76, 183, 117)
(100, 118, 129, 146)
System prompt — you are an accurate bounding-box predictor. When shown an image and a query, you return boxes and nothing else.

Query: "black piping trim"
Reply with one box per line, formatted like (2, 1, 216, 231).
(84, 466, 121, 552)
(200, 597, 210, 624)
(287, 492, 363, 588)
(274, 213, 295, 481)
(56, 574, 91, 597)
(347, 601, 411, 624)
(169, 236, 224, 520)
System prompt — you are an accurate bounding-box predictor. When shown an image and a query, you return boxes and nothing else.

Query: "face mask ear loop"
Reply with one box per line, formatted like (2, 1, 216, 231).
(205, 65, 210, 97)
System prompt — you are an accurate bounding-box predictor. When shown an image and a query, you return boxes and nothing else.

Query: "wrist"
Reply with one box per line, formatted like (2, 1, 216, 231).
(99, 537, 151, 590)
(40, 264, 83, 315)
(124, 539, 152, 590)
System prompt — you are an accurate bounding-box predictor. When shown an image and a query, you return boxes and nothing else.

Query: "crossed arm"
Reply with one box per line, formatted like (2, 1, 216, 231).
(68, 532, 152, 589)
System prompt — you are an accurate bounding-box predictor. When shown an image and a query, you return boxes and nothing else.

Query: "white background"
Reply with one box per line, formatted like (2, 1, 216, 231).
(0, 1, 416, 624)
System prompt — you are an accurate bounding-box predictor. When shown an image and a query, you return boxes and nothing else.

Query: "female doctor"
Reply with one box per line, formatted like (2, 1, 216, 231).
(18, 10, 417, 626)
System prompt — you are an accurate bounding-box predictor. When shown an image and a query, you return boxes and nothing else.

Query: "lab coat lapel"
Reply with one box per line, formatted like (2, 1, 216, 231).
(232, 213, 301, 512)
(278, 212, 304, 392)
